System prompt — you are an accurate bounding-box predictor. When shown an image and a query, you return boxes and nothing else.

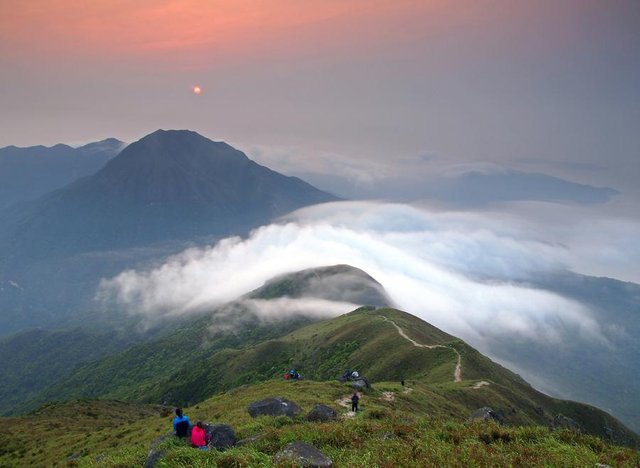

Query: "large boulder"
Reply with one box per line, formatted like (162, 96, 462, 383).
(351, 378, 370, 390)
(469, 407, 503, 424)
(247, 397, 302, 418)
(307, 404, 338, 422)
(274, 442, 333, 467)
(205, 424, 237, 451)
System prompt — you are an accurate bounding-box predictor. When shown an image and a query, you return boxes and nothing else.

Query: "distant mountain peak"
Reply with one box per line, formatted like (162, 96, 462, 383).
(1, 129, 337, 254)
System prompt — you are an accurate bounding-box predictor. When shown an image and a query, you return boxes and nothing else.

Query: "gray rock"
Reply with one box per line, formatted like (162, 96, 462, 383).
(469, 407, 503, 423)
(247, 397, 302, 418)
(351, 379, 369, 390)
(274, 442, 333, 467)
(143, 433, 172, 468)
(307, 404, 338, 422)
(205, 424, 237, 451)
(552, 414, 583, 433)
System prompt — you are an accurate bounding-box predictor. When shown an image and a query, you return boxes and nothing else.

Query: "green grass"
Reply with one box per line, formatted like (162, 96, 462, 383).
(1, 380, 637, 467)
(0, 381, 640, 467)
(3, 307, 638, 466)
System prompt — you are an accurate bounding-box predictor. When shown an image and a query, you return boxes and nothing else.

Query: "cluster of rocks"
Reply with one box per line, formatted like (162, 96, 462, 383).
(338, 369, 371, 390)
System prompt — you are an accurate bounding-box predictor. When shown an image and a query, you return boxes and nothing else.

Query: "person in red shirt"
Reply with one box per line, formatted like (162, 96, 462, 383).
(190, 421, 208, 450)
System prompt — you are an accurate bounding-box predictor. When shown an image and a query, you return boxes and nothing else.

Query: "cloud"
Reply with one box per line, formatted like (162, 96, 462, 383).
(209, 297, 360, 334)
(99, 201, 632, 355)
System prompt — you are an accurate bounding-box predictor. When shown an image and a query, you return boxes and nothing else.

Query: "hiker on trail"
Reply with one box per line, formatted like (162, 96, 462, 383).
(173, 408, 191, 437)
(190, 421, 208, 450)
(351, 391, 360, 412)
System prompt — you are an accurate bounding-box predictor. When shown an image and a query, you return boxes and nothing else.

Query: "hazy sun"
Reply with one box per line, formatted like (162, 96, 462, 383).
(192, 85, 202, 95)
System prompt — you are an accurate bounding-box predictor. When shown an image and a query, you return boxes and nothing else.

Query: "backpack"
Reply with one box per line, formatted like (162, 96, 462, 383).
(175, 420, 190, 437)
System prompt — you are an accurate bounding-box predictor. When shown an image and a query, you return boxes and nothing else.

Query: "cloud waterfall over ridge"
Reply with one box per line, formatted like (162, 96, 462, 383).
(99, 201, 627, 357)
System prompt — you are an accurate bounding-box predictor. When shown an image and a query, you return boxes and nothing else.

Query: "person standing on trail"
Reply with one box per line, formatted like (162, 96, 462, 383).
(351, 391, 360, 412)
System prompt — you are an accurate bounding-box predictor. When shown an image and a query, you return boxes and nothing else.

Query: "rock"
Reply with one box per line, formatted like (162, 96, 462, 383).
(247, 397, 302, 418)
(469, 407, 503, 424)
(552, 414, 583, 433)
(274, 442, 333, 467)
(595, 464, 612, 468)
(205, 424, 237, 450)
(351, 379, 369, 390)
(307, 404, 338, 422)
(143, 433, 172, 468)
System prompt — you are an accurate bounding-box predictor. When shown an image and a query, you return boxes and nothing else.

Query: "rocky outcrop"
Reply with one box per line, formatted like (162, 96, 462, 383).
(274, 442, 333, 467)
(339, 370, 371, 389)
(351, 379, 370, 390)
(307, 404, 338, 422)
(205, 424, 237, 450)
(247, 397, 302, 418)
(143, 433, 172, 468)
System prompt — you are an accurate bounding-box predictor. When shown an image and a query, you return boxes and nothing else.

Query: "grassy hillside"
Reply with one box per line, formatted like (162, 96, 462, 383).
(1, 380, 638, 467)
(21, 306, 640, 450)
(21, 265, 386, 412)
(0, 328, 129, 415)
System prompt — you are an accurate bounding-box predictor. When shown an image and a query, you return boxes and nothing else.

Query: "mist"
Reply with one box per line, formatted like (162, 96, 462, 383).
(99, 201, 637, 353)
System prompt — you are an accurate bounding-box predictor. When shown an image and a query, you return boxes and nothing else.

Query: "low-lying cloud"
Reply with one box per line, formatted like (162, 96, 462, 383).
(99, 201, 637, 358)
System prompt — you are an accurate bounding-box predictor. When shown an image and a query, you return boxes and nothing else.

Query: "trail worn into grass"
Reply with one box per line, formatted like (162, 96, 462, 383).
(379, 315, 462, 382)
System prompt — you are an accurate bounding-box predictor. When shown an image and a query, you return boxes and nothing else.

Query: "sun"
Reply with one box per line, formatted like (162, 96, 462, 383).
(192, 85, 202, 95)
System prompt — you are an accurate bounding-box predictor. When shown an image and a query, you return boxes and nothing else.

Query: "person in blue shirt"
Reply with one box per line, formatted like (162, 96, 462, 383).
(173, 408, 191, 437)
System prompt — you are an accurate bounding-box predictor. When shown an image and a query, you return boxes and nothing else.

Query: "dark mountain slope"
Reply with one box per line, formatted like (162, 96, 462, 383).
(0, 138, 123, 209)
(0, 328, 129, 414)
(0, 129, 337, 259)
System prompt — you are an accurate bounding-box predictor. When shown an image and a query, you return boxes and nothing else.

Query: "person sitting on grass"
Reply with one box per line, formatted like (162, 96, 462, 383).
(190, 421, 208, 450)
(173, 408, 191, 437)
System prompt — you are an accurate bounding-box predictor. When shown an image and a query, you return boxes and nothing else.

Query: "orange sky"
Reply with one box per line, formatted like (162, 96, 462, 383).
(0, 0, 451, 64)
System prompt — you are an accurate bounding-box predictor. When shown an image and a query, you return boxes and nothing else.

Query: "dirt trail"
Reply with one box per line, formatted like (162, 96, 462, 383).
(336, 396, 356, 418)
(379, 315, 462, 383)
(472, 381, 490, 389)
(382, 391, 395, 402)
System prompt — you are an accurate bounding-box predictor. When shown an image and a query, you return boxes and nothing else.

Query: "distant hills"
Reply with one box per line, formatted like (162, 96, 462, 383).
(299, 165, 619, 205)
(0, 138, 124, 209)
(0, 129, 338, 258)
(0, 130, 337, 333)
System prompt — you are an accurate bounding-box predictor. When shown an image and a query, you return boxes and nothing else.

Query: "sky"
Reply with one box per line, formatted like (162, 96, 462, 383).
(1, 0, 639, 198)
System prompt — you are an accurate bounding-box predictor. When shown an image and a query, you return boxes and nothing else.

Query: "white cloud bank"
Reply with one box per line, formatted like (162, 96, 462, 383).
(99, 201, 640, 356)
